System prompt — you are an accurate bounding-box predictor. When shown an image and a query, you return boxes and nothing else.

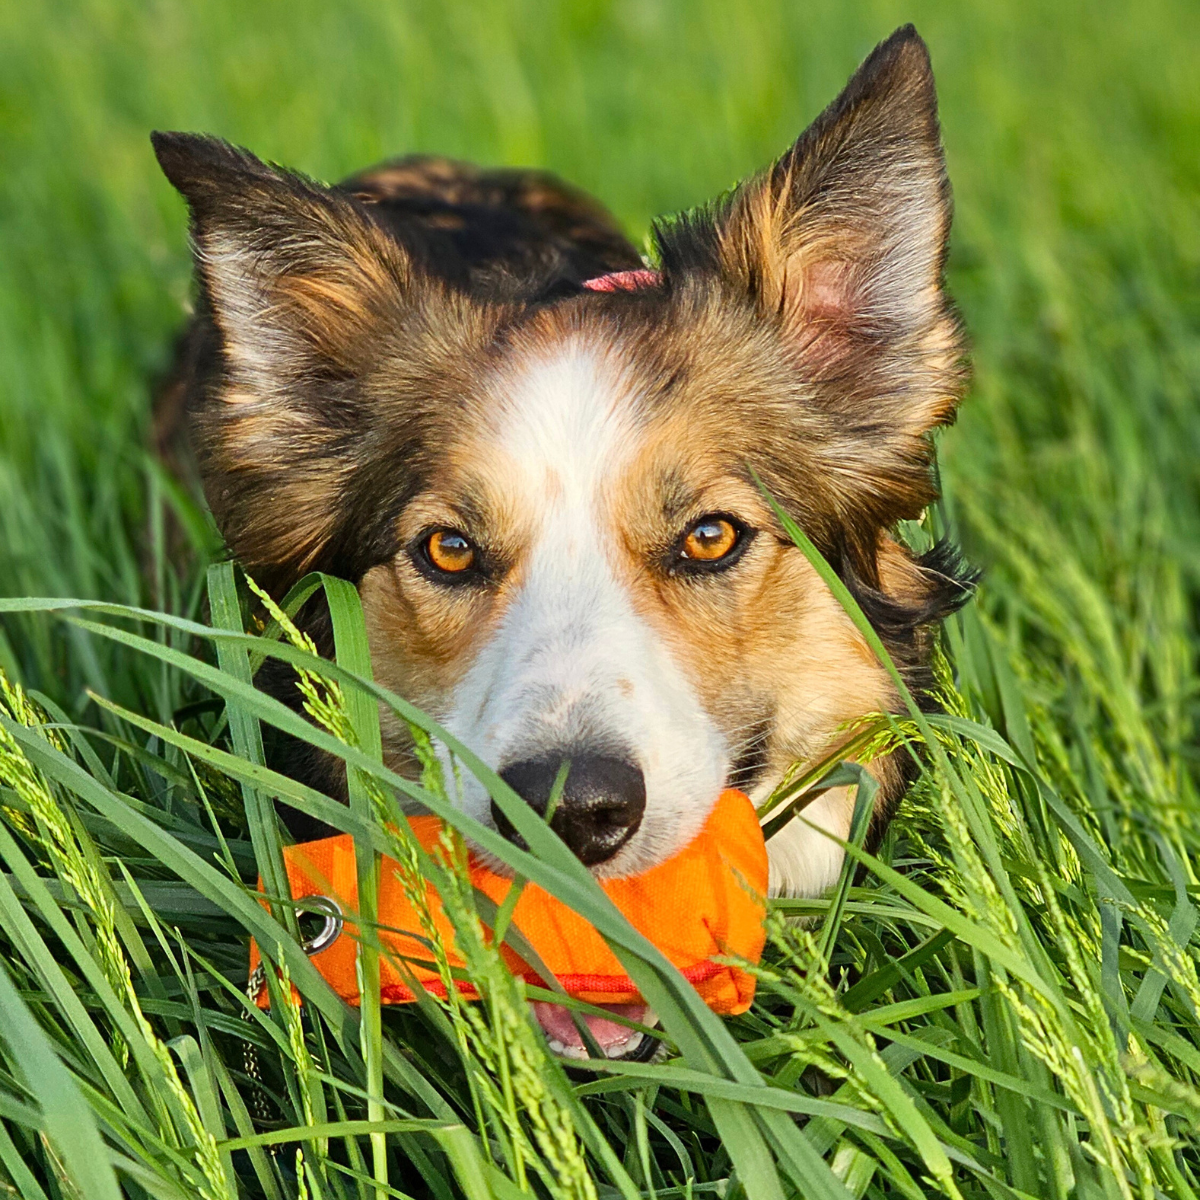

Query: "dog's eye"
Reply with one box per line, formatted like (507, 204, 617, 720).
(671, 515, 751, 576)
(423, 529, 477, 576)
(682, 517, 740, 562)
(685, 519, 737, 560)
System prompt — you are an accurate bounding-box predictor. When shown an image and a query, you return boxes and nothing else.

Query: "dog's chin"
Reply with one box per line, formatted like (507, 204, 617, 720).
(531, 1001, 659, 1061)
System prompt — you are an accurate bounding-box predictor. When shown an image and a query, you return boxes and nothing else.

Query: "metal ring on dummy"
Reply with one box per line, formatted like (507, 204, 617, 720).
(300, 895, 344, 956)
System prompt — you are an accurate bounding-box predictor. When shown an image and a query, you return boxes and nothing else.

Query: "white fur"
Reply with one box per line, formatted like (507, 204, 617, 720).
(759, 786, 853, 897)
(439, 340, 728, 876)
(200, 234, 299, 397)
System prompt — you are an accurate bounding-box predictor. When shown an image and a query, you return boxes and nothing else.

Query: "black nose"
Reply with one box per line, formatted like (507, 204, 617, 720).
(493, 755, 647, 867)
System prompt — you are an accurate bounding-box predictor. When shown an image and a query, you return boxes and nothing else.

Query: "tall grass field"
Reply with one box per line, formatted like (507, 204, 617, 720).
(1, 1, 1198, 1196)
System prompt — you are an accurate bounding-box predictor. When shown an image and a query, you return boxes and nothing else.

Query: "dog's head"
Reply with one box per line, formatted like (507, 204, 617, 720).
(155, 27, 968, 887)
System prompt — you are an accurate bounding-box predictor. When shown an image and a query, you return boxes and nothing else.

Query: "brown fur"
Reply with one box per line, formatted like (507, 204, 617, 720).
(153, 25, 975, 870)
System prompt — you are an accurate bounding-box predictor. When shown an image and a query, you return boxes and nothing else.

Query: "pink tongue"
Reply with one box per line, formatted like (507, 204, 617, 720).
(531, 1000, 648, 1053)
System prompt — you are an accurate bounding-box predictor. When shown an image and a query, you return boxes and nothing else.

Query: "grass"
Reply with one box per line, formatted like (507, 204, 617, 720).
(0, 0, 1198, 1195)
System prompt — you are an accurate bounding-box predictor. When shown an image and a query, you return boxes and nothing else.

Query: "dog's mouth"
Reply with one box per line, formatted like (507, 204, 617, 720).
(531, 1000, 658, 1060)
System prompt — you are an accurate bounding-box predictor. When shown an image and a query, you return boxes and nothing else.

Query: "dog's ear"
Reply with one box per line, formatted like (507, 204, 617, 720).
(658, 26, 965, 533)
(153, 133, 428, 586)
(153, 132, 411, 393)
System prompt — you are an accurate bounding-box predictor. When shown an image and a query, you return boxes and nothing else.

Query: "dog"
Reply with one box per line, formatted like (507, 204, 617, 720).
(154, 24, 972, 1008)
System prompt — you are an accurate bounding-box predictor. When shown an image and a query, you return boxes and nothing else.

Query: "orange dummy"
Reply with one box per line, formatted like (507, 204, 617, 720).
(252, 788, 767, 1055)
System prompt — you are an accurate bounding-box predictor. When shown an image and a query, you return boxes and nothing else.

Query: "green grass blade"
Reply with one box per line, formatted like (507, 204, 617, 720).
(0, 955, 124, 1200)
(207, 561, 294, 933)
(321, 575, 389, 1199)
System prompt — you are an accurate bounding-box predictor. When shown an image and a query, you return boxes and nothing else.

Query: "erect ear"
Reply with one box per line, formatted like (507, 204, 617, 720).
(153, 131, 411, 393)
(658, 27, 966, 534)
(153, 133, 426, 586)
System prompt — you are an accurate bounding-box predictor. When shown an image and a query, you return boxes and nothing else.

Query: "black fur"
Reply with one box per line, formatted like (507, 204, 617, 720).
(338, 155, 643, 299)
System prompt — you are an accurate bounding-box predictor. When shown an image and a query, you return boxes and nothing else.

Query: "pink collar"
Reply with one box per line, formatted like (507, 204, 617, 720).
(581, 269, 661, 292)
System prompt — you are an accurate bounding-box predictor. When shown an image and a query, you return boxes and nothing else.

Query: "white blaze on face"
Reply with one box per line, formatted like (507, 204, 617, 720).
(440, 338, 728, 876)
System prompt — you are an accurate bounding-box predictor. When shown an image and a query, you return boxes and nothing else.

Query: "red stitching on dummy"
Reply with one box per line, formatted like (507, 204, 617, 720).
(375, 959, 722, 1005)
(549, 960, 722, 993)
(380, 979, 481, 1004)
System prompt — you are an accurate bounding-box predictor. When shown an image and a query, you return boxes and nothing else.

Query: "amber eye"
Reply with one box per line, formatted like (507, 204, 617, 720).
(423, 529, 476, 575)
(681, 516, 740, 563)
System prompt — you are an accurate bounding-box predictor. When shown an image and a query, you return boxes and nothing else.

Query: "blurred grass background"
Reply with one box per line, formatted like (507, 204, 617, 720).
(0, 1, 1198, 1196)
(1, 0, 1197, 712)
(1, 0, 1198, 723)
